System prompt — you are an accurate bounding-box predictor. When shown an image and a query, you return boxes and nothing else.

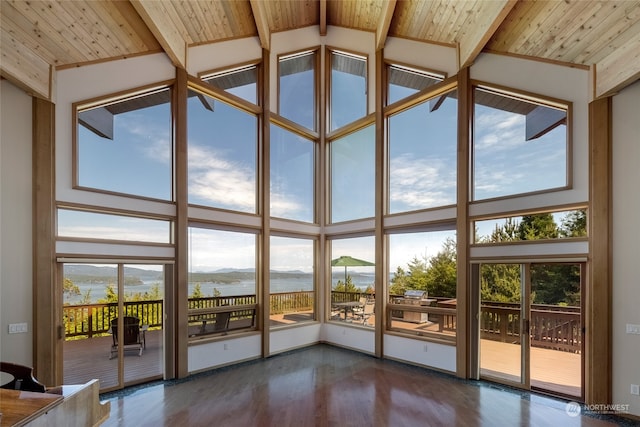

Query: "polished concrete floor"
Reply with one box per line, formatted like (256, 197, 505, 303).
(100, 344, 632, 427)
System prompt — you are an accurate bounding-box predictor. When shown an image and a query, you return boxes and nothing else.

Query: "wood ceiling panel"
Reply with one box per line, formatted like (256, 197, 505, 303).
(218, 0, 257, 38)
(484, 0, 551, 54)
(261, 0, 316, 33)
(487, 0, 640, 67)
(328, 0, 381, 32)
(1, 0, 159, 67)
(573, 2, 640, 64)
(1, 0, 638, 101)
(389, 0, 460, 46)
(2, 0, 89, 65)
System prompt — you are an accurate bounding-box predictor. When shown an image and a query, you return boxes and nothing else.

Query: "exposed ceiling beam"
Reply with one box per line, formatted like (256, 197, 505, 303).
(458, 0, 517, 69)
(130, 0, 187, 69)
(595, 35, 640, 99)
(250, 0, 271, 50)
(376, 0, 397, 51)
(319, 0, 327, 37)
(0, 29, 51, 100)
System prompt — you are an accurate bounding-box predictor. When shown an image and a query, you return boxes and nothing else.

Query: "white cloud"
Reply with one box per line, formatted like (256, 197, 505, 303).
(389, 154, 456, 209)
(188, 145, 256, 210)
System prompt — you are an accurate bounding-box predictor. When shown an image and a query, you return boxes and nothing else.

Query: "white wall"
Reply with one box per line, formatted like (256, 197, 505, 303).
(384, 335, 456, 373)
(0, 80, 34, 364)
(611, 80, 640, 416)
(188, 334, 261, 373)
(270, 324, 321, 355)
(322, 324, 375, 354)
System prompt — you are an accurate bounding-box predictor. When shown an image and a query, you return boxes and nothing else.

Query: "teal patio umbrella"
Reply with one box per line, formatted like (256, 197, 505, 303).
(331, 255, 375, 283)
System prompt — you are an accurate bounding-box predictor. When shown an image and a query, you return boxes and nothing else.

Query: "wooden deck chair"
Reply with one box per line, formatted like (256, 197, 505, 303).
(0, 361, 46, 392)
(110, 316, 144, 359)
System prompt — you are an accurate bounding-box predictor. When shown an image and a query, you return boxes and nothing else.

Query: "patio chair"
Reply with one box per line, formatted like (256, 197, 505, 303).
(358, 303, 375, 325)
(109, 316, 144, 359)
(352, 297, 368, 317)
(0, 361, 46, 392)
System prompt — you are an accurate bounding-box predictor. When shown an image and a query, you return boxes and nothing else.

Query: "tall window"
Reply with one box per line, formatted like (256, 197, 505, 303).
(187, 88, 258, 213)
(201, 64, 258, 105)
(330, 125, 375, 223)
(270, 236, 315, 327)
(187, 227, 258, 338)
(387, 230, 457, 341)
(329, 50, 367, 131)
(76, 87, 172, 200)
(278, 50, 316, 130)
(473, 86, 569, 200)
(388, 90, 457, 213)
(270, 124, 315, 223)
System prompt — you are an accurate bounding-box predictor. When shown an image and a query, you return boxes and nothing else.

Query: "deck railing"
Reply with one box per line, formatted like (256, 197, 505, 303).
(64, 291, 313, 339)
(480, 301, 581, 353)
(64, 294, 581, 353)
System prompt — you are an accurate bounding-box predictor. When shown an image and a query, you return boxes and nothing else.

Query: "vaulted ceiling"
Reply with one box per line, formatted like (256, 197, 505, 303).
(2, 0, 639, 101)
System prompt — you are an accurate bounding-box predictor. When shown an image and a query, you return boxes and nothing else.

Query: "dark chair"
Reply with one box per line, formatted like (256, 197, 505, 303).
(0, 361, 46, 392)
(109, 316, 144, 359)
(213, 311, 231, 333)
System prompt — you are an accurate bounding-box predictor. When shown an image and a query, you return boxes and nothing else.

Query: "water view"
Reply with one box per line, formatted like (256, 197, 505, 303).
(63, 265, 375, 304)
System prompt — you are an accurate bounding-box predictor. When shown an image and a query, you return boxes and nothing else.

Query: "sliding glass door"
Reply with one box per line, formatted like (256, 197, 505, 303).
(62, 262, 166, 391)
(476, 262, 583, 399)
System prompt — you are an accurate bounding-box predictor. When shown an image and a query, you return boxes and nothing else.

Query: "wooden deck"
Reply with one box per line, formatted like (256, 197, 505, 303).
(480, 339, 581, 397)
(64, 316, 581, 399)
(64, 329, 164, 389)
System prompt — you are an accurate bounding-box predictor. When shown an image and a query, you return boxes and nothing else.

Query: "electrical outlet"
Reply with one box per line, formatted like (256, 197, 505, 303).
(8, 323, 28, 334)
(631, 384, 640, 396)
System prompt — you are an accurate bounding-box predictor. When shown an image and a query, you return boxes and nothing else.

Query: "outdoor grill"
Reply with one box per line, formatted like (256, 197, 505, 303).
(397, 290, 432, 323)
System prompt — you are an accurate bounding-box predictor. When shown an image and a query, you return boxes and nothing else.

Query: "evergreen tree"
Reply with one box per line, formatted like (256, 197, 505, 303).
(480, 263, 521, 302)
(559, 209, 587, 237)
(518, 213, 558, 240)
(190, 283, 204, 299)
(63, 278, 81, 300)
(405, 256, 429, 291)
(333, 275, 359, 293)
(424, 237, 457, 298)
(389, 266, 408, 296)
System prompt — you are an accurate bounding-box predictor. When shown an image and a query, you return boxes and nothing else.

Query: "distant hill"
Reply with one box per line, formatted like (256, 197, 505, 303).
(64, 264, 373, 285)
(64, 265, 163, 285)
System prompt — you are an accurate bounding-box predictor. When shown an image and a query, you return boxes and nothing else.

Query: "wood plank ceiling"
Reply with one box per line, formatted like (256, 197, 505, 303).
(1, 0, 639, 101)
